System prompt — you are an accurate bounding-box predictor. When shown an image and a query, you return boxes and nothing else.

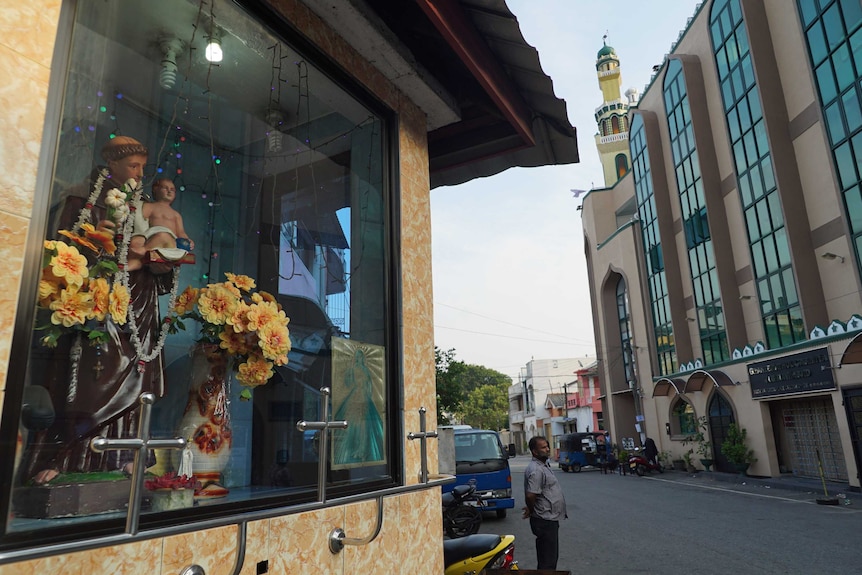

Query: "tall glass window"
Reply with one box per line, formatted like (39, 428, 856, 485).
(663, 60, 729, 365)
(631, 115, 677, 375)
(710, 0, 805, 348)
(2, 0, 397, 545)
(616, 278, 634, 385)
(797, 0, 862, 265)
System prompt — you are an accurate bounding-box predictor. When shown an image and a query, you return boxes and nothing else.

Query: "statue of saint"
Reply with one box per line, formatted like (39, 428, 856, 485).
(21, 136, 173, 485)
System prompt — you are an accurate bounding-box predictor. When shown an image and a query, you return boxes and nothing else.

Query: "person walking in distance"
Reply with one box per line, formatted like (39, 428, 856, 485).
(523, 435, 568, 570)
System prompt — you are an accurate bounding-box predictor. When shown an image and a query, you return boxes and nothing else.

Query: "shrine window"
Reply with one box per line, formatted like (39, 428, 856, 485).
(1, 0, 400, 546)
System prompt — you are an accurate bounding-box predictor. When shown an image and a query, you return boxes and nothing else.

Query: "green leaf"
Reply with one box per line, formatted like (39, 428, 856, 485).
(239, 388, 253, 401)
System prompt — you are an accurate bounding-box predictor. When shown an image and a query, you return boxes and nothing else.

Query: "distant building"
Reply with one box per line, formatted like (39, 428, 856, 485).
(508, 357, 594, 453)
(582, 0, 862, 487)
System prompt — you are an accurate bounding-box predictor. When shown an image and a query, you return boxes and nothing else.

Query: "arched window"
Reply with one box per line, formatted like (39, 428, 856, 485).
(670, 398, 697, 436)
(615, 153, 629, 179)
(611, 115, 621, 134)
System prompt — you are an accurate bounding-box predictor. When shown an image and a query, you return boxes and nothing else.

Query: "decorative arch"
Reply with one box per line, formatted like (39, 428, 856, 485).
(683, 369, 737, 393)
(839, 331, 862, 366)
(652, 377, 684, 397)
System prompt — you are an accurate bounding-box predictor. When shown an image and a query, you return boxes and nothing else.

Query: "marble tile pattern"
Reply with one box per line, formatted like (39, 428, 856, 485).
(0, 0, 442, 573)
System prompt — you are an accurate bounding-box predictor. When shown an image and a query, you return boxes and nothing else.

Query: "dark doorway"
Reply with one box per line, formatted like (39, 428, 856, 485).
(842, 386, 862, 484)
(708, 392, 735, 473)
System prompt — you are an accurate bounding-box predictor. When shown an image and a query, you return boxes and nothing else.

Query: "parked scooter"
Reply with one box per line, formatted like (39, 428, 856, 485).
(443, 533, 519, 574)
(628, 447, 664, 476)
(442, 484, 484, 538)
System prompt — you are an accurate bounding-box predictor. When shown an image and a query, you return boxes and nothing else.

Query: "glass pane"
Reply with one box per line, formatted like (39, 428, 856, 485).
(845, 185, 862, 233)
(807, 21, 829, 65)
(9, 0, 392, 535)
(816, 60, 838, 103)
(833, 45, 855, 91)
(799, 0, 820, 27)
(783, 267, 799, 306)
(842, 87, 862, 133)
(841, 0, 862, 32)
(825, 100, 848, 144)
(774, 227, 790, 266)
(835, 140, 857, 189)
(824, 3, 846, 50)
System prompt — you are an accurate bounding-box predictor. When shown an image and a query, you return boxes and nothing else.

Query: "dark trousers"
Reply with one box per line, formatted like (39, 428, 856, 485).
(529, 515, 560, 569)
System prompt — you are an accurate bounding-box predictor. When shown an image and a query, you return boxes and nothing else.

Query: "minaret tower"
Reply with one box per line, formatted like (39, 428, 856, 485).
(594, 37, 636, 187)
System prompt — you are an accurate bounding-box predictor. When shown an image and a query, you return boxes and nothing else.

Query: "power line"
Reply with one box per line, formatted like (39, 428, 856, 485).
(435, 324, 596, 346)
(435, 302, 596, 345)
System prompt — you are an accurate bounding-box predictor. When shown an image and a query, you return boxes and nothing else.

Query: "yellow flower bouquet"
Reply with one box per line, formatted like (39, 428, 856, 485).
(172, 273, 291, 399)
(37, 238, 129, 347)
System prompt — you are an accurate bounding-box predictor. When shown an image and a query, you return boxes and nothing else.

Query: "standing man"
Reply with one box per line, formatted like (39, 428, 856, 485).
(522, 435, 567, 570)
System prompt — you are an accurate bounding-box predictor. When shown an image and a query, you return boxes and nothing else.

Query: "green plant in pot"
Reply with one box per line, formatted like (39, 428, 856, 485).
(721, 423, 757, 475)
(684, 416, 713, 471)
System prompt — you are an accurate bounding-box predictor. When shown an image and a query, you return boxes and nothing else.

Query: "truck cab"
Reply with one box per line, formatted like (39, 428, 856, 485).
(441, 429, 515, 518)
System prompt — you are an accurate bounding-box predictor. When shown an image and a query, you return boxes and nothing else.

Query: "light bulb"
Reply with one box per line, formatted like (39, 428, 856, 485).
(205, 38, 223, 63)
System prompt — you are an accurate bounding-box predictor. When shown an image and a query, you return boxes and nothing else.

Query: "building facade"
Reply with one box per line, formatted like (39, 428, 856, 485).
(0, 1, 577, 572)
(508, 357, 593, 453)
(582, 0, 862, 487)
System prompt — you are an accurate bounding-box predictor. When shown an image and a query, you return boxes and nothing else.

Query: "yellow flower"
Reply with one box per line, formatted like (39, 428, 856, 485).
(49, 242, 89, 286)
(236, 354, 274, 387)
(49, 286, 92, 327)
(88, 277, 110, 321)
(38, 278, 59, 305)
(226, 301, 251, 332)
(175, 286, 199, 315)
(257, 322, 291, 364)
(44, 240, 56, 250)
(226, 272, 256, 292)
(198, 285, 238, 325)
(246, 300, 287, 332)
(218, 325, 252, 355)
(109, 283, 130, 325)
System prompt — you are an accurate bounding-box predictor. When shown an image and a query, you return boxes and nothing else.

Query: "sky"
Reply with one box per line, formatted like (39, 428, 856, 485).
(430, 0, 703, 382)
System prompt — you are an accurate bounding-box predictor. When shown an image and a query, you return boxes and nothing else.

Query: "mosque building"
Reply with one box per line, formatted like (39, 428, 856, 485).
(581, 0, 862, 486)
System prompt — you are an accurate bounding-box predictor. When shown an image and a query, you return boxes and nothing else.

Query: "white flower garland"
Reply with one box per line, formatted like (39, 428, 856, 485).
(72, 170, 181, 371)
(112, 180, 181, 368)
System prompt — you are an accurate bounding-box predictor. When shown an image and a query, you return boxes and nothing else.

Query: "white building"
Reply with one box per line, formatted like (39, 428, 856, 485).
(508, 357, 594, 453)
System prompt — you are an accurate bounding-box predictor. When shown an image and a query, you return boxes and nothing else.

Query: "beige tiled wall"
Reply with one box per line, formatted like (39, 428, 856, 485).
(0, 0, 440, 573)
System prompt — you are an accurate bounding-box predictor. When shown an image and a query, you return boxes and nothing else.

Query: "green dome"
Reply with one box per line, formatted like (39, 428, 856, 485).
(597, 43, 616, 59)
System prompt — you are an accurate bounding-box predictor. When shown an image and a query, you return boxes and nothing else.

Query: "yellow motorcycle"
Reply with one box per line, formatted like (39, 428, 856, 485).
(443, 533, 519, 574)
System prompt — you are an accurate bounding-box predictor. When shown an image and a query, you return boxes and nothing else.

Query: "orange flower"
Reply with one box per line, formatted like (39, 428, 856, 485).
(218, 325, 252, 355)
(49, 286, 92, 327)
(226, 301, 251, 331)
(198, 285, 238, 325)
(38, 276, 60, 305)
(236, 354, 274, 387)
(226, 272, 256, 292)
(88, 277, 110, 321)
(109, 283, 130, 325)
(174, 286, 199, 315)
(81, 223, 117, 255)
(257, 322, 291, 364)
(246, 300, 287, 332)
(49, 242, 89, 286)
(58, 229, 99, 254)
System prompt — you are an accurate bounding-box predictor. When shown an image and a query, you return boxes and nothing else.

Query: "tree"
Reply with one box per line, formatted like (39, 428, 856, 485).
(435, 347, 467, 423)
(461, 384, 509, 430)
(435, 347, 512, 427)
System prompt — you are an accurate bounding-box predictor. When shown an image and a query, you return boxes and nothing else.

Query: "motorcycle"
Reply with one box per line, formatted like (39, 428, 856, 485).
(442, 484, 484, 538)
(443, 533, 519, 574)
(628, 448, 664, 476)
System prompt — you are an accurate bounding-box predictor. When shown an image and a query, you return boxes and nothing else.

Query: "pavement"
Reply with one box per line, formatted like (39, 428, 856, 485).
(509, 453, 856, 498)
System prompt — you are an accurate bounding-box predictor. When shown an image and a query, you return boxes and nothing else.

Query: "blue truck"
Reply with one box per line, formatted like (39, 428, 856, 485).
(441, 428, 515, 518)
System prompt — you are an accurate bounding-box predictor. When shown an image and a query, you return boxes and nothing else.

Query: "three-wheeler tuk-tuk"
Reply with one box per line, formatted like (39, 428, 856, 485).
(558, 432, 611, 472)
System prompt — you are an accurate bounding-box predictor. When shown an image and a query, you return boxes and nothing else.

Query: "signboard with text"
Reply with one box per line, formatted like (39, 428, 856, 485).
(747, 347, 835, 399)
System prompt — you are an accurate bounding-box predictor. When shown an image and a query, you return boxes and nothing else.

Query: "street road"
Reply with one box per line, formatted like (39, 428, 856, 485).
(477, 455, 862, 574)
